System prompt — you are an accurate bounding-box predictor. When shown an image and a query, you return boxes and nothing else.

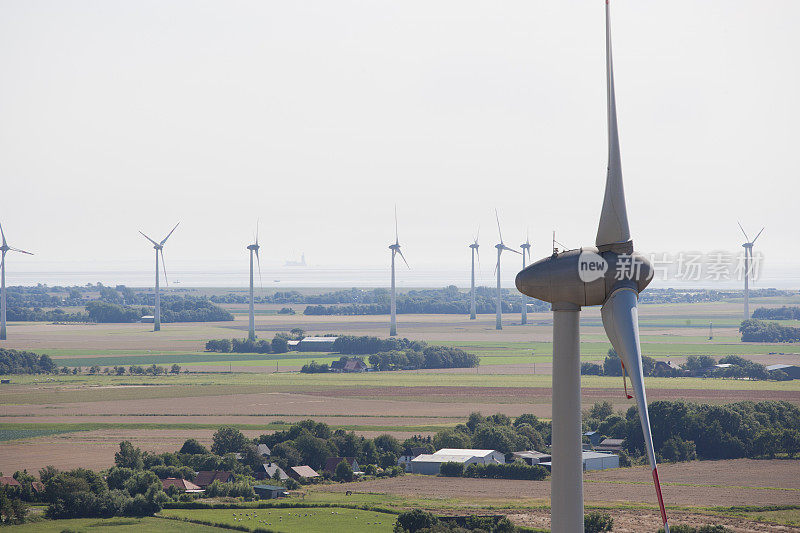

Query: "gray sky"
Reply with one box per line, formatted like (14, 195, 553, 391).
(1, 0, 798, 284)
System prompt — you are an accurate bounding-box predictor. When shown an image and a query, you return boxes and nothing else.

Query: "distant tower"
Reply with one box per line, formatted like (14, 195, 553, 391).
(708, 322, 713, 340)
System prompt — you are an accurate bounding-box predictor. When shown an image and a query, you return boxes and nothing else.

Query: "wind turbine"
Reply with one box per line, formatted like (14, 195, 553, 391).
(0, 223, 33, 340)
(247, 223, 262, 341)
(737, 223, 764, 320)
(389, 208, 409, 337)
(494, 210, 520, 331)
(139, 223, 179, 332)
(520, 232, 531, 325)
(469, 229, 480, 320)
(515, 2, 670, 532)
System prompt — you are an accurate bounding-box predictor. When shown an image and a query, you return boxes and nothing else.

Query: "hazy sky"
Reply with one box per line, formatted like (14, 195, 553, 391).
(1, 1, 798, 285)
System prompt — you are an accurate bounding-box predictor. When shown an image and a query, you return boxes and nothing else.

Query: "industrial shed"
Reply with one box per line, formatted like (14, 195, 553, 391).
(538, 451, 619, 472)
(512, 450, 552, 465)
(411, 448, 504, 475)
(767, 364, 800, 379)
(297, 336, 338, 352)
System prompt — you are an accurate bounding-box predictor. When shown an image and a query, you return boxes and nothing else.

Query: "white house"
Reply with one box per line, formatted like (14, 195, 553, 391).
(411, 448, 505, 475)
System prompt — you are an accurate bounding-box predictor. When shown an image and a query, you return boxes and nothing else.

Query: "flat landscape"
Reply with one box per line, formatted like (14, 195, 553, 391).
(2, 291, 800, 531)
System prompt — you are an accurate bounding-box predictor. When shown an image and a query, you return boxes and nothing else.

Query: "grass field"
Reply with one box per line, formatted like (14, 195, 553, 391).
(2, 517, 226, 532)
(160, 507, 397, 533)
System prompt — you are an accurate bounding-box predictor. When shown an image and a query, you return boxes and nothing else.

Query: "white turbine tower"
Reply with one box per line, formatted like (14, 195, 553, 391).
(520, 232, 531, 325)
(0, 223, 33, 341)
(494, 210, 520, 331)
(469, 229, 480, 320)
(516, 2, 670, 532)
(139, 223, 179, 332)
(247, 223, 262, 341)
(389, 208, 409, 337)
(737, 223, 764, 320)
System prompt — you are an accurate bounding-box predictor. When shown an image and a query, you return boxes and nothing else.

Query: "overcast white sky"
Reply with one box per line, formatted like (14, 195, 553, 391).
(1, 0, 798, 285)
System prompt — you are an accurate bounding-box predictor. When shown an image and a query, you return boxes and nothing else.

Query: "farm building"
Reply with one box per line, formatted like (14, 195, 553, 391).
(257, 443, 271, 457)
(161, 478, 202, 493)
(583, 431, 601, 446)
(595, 438, 624, 453)
(330, 357, 368, 373)
(256, 463, 288, 481)
(324, 456, 360, 474)
(297, 336, 338, 352)
(0, 476, 21, 488)
(194, 470, 233, 488)
(767, 364, 800, 379)
(140, 315, 155, 323)
(288, 465, 320, 480)
(411, 449, 504, 475)
(538, 451, 619, 472)
(253, 484, 289, 500)
(512, 450, 552, 466)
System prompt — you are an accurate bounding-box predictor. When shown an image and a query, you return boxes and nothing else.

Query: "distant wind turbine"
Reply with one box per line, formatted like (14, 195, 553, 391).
(520, 231, 531, 325)
(139, 223, 179, 332)
(494, 210, 520, 330)
(389, 208, 409, 336)
(0, 223, 33, 340)
(247, 222, 262, 341)
(469, 228, 480, 320)
(738, 222, 764, 320)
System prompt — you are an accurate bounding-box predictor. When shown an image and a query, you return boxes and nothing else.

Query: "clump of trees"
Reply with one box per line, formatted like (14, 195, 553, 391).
(393, 510, 516, 533)
(205, 335, 290, 354)
(431, 413, 549, 457)
(752, 306, 800, 320)
(330, 336, 479, 370)
(581, 349, 681, 378)
(86, 301, 145, 323)
(740, 319, 800, 342)
(301, 361, 330, 373)
(583, 400, 800, 461)
(0, 349, 57, 374)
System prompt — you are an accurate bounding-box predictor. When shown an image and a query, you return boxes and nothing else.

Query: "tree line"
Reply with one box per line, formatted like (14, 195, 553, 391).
(581, 350, 792, 381)
(584, 400, 800, 461)
(0, 349, 57, 375)
(752, 306, 800, 320)
(740, 319, 800, 342)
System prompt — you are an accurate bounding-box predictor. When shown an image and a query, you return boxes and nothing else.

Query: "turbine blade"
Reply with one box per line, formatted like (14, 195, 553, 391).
(601, 288, 670, 533)
(160, 222, 180, 246)
(474, 225, 480, 245)
(139, 231, 159, 247)
(737, 221, 750, 242)
(160, 249, 169, 287)
(397, 248, 410, 269)
(256, 219, 259, 246)
(394, 205, 399, 245)
(476, 247, 480, 270)
(595, 0, 631, 248)
(9, 247, 33, 255)
(502, 245, 521, 255)
(752, 227, 765, 244)
(495, 209, 504, 244)
(0, 222, 5, 247)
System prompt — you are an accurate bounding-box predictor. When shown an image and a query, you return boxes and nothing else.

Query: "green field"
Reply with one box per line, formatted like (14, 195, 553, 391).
(160, 506, 397, 533)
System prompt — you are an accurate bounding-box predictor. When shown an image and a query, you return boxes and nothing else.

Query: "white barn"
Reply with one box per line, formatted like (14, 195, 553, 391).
(539, 451, 619, 472)
(411, 448, 505, 475)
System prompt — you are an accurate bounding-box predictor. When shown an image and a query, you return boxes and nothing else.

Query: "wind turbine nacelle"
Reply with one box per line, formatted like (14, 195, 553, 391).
(515, 246, 653, 307)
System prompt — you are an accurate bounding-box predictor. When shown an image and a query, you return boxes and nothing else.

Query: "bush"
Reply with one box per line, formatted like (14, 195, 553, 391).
(658, 526, 731, 533)
(581, 362, 603, 376)
(395, 509, 438, 532)
(462, 462, 548, 481)
(584, 511, 613, 532)
(335, 460, 354, 482)
(438, 462, 464, 477)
